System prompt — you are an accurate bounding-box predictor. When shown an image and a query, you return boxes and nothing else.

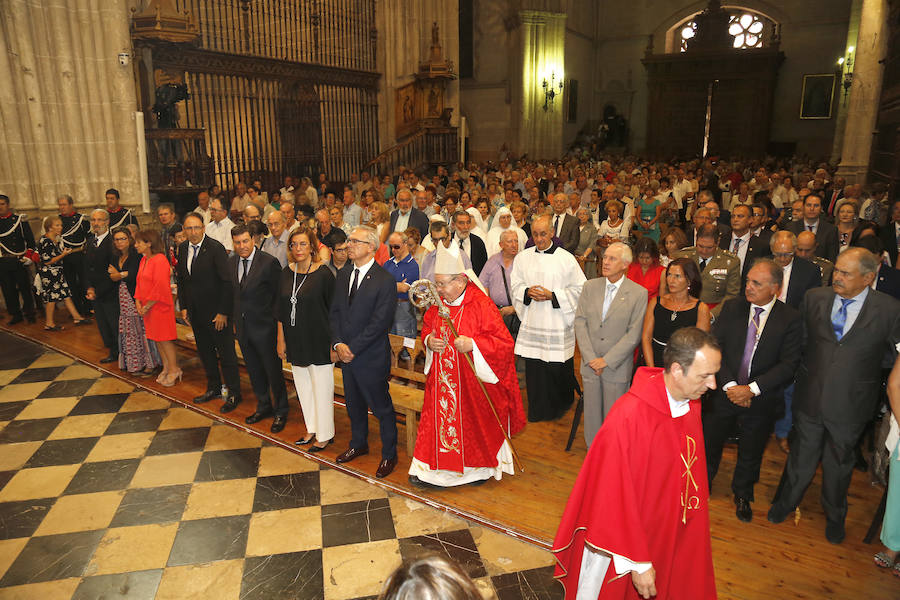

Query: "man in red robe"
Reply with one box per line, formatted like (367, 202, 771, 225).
(408, 244, 526, 487)
(553, 327, 720, 599)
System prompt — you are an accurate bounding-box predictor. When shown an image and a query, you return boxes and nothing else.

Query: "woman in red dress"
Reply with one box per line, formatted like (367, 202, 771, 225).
(626, 236, 666, 301)
(134, 229, 181, 386)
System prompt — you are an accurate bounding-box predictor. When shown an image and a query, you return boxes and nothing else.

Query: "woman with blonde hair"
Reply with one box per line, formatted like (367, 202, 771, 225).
(277, 227, 336, 450)
(37, 216, 89, 330)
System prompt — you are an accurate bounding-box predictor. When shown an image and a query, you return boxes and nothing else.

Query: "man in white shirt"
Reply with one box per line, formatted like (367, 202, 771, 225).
(194, 191, 212, 225)
(342, 189, 363, 228)
(261, 210, 289, 267)
(205, 198, 235, 252)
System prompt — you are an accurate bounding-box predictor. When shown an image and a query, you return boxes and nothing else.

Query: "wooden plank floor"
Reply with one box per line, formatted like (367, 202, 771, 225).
(3, 315, 896, 599)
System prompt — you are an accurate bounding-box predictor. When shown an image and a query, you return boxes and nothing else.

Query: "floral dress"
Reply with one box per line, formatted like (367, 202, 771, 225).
(37, 237, 70, 303)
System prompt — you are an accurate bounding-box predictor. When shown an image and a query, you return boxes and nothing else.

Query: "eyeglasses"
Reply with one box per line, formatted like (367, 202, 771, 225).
(772, 252, 794, 259)
(289, 242, 310, 248)
(347, 238, 369, 245)
(333, 247, 348, 252)
(389, 244, 402, 249)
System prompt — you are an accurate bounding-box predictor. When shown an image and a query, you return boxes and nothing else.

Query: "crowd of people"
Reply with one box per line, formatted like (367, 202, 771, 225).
(1, 153, 900, 596)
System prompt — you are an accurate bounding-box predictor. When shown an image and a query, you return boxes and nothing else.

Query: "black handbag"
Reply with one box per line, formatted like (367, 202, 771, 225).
(499, 264, 520, 337)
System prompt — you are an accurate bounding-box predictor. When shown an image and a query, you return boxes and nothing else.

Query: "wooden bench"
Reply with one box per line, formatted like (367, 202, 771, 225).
(175, 324, 427, 455)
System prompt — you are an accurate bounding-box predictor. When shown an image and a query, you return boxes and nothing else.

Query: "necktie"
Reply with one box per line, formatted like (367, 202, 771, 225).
(737, 307, 765, 385)
(699, 258, 708, 271)
(554, 215, 560, 234)
(241, 258, 249, 283)
(732, 238, 741, 253)
(349, 267, 359, 305)
(459, 238, 464, 250)
(602, 283, 617, 320)
(807, 224, 814, 232)
(189, 245, 199, 273)
(832, 298, 854, 340)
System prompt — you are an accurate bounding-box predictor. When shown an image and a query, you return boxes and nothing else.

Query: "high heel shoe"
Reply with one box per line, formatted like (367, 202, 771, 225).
(308, 439, 333, 453)
(156, 371, 169, 384)
(161, 370, 183, 387)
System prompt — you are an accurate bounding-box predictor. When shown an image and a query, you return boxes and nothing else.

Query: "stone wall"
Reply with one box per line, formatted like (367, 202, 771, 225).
(596, 0, 851, 156)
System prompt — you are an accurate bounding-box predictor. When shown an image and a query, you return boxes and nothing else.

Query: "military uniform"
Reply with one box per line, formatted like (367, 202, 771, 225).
(59, 211, 91, 313)
(0, 211, 37, 323)
(810, 256, 834, 286)
(107, 206, 138, 230)
(673, 247, 741, 318)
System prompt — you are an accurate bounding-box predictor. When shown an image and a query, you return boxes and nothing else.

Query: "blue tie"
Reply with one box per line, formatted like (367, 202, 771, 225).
(832, 298, 854, 340)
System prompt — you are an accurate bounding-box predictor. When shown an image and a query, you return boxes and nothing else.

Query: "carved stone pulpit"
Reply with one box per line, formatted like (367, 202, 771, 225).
(394, 23, 457, 140)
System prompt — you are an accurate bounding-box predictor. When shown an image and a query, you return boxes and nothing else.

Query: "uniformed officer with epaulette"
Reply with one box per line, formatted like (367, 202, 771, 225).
(0, 195, 37, 324)
(58, 194, 91, 314)
(105, 188, 138, 230)
(673, 223, 741, 319)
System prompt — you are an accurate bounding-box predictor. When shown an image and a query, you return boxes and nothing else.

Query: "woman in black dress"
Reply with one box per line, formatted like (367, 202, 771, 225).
(640, 257, 711, 367)
(38, 216, 89, 330)
(276, 228, 336, 450)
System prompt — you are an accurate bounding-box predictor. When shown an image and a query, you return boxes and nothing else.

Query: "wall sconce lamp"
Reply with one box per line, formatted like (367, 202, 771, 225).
(840, 46, 854, 103)
(542, 72, 563, 111)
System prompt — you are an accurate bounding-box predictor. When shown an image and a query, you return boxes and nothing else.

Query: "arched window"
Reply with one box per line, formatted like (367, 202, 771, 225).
(678, 9, 774, 52)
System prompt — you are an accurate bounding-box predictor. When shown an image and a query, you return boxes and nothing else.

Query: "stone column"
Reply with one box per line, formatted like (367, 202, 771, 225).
(830, 0, 862, 164)
(518, 10, 566, 159)
(836, 0, 888, 183)
(0, 0, 141, 213)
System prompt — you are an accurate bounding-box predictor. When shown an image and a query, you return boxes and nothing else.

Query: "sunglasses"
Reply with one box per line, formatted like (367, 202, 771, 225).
(389, 244, 402, 249)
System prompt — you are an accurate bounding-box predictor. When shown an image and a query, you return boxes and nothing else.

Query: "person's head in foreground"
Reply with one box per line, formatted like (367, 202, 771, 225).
(378, 555, 481, 600)
(662, 327, 721, 401)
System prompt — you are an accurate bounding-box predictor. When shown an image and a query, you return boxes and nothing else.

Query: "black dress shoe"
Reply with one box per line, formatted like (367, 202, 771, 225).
(336, 446, 369, 463)
(220, 397, 241, 414)
(825, 520, 846, 544)
(193, 390, 221, 404)
(270, 415, 286, 433)
(99, 354, 118, 364)
(7, 315, 23, 325)
(245, 411, 273, 425)
(375, 457, 398, 478)
(767, 504, 790, 524)
(294, 435, 315, 446)
(735, 497, 752, 522)
(25, 315, 36, 324)
(409, 475, 441, 489)
(308, 439, 333, 453)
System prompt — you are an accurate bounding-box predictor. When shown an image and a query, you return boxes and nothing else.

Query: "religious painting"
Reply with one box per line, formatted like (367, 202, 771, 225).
(395, 83, 418, 139)
(565, 79, 578, 123)
(799, 74, 835, 120)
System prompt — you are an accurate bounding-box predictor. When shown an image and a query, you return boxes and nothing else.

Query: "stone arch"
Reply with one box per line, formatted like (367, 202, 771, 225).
(653, 1, 789, 53)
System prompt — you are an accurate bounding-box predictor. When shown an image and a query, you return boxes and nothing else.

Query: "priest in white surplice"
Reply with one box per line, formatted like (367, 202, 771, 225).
(511, 215, 586, 421)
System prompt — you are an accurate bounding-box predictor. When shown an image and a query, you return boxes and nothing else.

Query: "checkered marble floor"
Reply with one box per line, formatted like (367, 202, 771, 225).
(0, 333, 562, 600)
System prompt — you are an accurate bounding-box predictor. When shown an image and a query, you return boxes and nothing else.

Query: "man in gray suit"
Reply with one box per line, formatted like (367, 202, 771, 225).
(550, 192, 580, 254)
(574, 242, 648, 445)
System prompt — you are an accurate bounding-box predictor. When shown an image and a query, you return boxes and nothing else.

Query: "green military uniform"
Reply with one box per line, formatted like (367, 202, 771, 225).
(673, 247, 741, 318)
(811, 256, 834, 286)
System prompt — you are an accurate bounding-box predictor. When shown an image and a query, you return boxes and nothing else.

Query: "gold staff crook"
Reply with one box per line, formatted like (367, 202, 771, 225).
(408, 279, 524, 472)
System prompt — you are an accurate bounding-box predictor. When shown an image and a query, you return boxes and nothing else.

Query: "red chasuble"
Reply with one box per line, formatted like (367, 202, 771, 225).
(552, 367, 717, 599)
(415, 281, 526, 472)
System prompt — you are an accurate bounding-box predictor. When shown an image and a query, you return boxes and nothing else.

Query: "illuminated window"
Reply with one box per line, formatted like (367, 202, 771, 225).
(678, 10, 773, 52)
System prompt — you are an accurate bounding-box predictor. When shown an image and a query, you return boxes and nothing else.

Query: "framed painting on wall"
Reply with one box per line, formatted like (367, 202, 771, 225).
(395, 83, 418, 139)
(799, 74, 836, 120)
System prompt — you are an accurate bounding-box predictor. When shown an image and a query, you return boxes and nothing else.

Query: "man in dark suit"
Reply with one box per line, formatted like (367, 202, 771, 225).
(786, 194, 838, 263)
(853, 236, 900, 300)
(330, 225, 399, 479)
(770, 231, 822, 310)
(878, 198, 900, 269)
(751, 203, 773, 247)
(389, 189, 429, 240)
(719, 204, 770, 286)
(704, 259, 802, 522)
(451, 210, 488, 275)
(768, 248, 900, 543)
(84, 209, 118, 362)
(176, 213, 241, 412)
(702, 197, 732, 242)
(770, 231, 822, 451)
(550, 193, 579, 254)
(228, 225, 288, 433)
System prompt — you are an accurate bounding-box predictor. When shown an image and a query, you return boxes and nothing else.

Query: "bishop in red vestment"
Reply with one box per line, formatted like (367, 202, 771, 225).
(409, 244, 525, 487)
(553, 327, 720, 599)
